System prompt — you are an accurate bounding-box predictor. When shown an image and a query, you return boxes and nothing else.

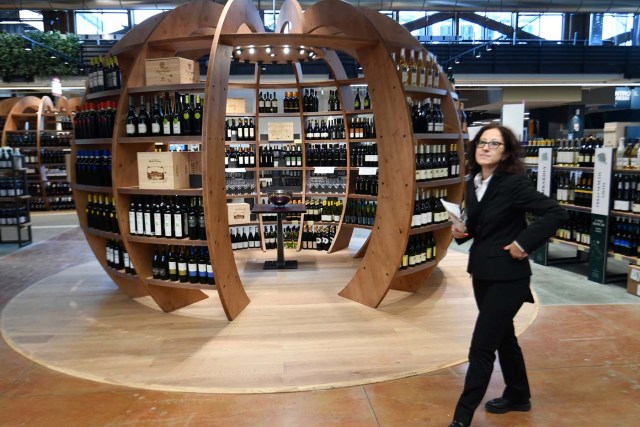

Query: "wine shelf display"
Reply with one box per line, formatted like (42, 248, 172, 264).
(1, 95, 81, 211)
(70, 0, 466, 320)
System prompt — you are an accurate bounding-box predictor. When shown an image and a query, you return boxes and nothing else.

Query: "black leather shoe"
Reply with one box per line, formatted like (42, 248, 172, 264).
(449, 421, 467, 427)
(485, 397, 531, 414)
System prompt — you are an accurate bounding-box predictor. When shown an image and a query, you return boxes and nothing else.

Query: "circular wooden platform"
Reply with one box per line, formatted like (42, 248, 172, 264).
(0, 243, 537, 394)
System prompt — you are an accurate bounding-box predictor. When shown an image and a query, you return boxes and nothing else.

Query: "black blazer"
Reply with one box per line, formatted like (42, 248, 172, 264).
(458, 172, 568, 283)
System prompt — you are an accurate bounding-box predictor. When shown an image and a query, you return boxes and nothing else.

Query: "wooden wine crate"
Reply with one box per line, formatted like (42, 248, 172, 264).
(137, 152, 190, 190)
(145, 57, 198, 86)
(227, 203, 251, 225)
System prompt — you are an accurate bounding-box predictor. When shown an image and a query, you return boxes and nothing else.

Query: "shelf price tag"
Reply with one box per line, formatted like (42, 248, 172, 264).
(314, 167, 335, 174)
(358, 167, 378, 176)
(225, 168, 246, 173)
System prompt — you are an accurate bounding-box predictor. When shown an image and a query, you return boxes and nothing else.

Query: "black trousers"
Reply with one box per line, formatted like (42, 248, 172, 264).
(453, 277, 532, 425)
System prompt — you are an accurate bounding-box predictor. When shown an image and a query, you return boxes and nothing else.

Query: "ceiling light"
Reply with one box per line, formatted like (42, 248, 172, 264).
(248, 47, 255, 55)
(283, 46, 290, 54)
(270, 52, 276, 57)
(486, 44, 492, 51)
(299, 48, 305, 55)
(235, 47, 242, 55)
(475, 51, 481, 58)
(265, 46, 272, 54)
(454, 58, 460, 64)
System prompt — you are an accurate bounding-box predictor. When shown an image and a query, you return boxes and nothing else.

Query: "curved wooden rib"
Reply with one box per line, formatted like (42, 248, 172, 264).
(276, 0, 304, 34)
(200, 0, 265, 320)
(1, 96, 41, 146)
(296, 1, 414, 307)
(0, 97, 20, 117)
(111, 1, 227, 312)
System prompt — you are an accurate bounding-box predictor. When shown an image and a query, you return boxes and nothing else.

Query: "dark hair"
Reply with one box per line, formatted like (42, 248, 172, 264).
(466, 124, 525, 176)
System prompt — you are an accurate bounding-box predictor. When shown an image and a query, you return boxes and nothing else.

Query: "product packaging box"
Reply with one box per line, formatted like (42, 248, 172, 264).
(603, 122, 633, 147)
(137, 152, 190, 190)
(187, 152, 202, 188)
(227, 203, 251, 225)
(145, 57, 198, 86)
(627, 265, 640, 297)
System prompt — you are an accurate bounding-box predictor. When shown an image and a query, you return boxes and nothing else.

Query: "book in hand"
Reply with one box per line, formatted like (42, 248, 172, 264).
(440, 199, 466, 232)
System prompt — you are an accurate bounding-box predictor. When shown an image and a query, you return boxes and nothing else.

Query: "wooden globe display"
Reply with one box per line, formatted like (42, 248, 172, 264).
(71, 0, 466, 320)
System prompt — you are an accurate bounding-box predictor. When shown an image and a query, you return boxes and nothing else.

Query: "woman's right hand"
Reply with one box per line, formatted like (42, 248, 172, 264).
(451, 224, 468, 239)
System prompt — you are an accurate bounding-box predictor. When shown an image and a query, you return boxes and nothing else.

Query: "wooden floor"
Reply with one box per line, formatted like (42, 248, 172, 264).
(0, 241, 537, 394)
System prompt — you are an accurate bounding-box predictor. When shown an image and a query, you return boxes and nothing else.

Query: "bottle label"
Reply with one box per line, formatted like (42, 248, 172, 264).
(178, 262, 187, 274)
(153, 214, 162, 236)
(174, 215, 183, 237)
(138, 123, 147, 134)
(129, 211, 136, 234)
(151, 123, 161, 134)
(168, 261, 177, 274)
(126, 124, 135, 135)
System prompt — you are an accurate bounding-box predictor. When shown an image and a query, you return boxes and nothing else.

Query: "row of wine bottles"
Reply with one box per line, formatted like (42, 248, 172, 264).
(128, 196, 206, 241)
(264, 225, 299, 250)
(44, 182, 72, 196)
(40, 132, 73, 147)
(225, 118, 256, 141)
(351, 143, 378, 167)
(344, 199, 377, 226)
(0, 207, 29, 225)
(4, 132, 36, 147)
(87, 194, 119, 233)
(306, 144, 348, 167)
(73, 102, 117, 140)
(258, 144, 302, 168)
(304, 199, 343, 222)
(225, 146, 257, 168)
(554, 171, 593, 207)
(150, 245, 215, 285)
(0, 177, 25, 197)
(87, 55, 122, 94)
(412, 189, 450, 228)
(230, 226, 261, 250)
(75, 150, 112, 187)
(301, 225, 336, 251)
(353, 174, 378, 196)
(401, 232, 437, 270)
(105, 240, 136, 275)
(554, 211, 590, 246)
(40, 149, 69, 164)
(410, 99, 445, 134)
(394, 48, 441, 89)
(610, 217, 640, 257)
(415, 144, 460, 182)
(126, 92, 203, 137)
(523, 136, 604, 167)
(612, 173, 640, 213)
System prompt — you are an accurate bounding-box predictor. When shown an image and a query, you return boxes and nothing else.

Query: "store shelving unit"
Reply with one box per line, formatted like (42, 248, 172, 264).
(70, 0, 466, 320)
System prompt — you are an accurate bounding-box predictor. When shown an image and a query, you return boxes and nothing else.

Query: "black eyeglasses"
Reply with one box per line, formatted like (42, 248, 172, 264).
(476, 140, 504, 149)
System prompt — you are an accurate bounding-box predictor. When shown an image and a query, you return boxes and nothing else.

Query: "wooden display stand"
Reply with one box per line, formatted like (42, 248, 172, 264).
(1, 96, 77, 211)
(71, 0, 466, 320)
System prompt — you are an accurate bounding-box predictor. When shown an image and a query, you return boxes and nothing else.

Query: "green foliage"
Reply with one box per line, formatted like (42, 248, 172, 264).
(0, 31, 82, 80)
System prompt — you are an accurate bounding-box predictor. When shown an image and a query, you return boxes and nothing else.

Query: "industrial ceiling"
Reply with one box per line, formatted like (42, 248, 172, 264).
(0, 0, 638, 13)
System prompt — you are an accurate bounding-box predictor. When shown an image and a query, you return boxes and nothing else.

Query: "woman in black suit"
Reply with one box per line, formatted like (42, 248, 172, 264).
(449, 125, 568, 427)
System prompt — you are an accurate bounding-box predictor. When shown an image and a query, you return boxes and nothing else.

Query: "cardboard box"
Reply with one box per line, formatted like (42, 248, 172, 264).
(145, 57, 197, 86)
(603, 122, 633, 148)
(627, 265, 640, 297)
(226, 98, 246, 114)
(227, 203, 250, 225)
(137, 152, 190, 190)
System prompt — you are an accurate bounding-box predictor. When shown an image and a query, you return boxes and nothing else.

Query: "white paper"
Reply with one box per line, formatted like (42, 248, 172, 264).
(440, 199, 466, 230)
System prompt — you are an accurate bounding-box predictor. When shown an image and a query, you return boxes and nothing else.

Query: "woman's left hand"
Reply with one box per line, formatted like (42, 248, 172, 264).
(503, 242, 528, 260)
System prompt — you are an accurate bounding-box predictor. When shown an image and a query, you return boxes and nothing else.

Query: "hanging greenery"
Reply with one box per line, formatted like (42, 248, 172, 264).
(0, 31, 82, 81)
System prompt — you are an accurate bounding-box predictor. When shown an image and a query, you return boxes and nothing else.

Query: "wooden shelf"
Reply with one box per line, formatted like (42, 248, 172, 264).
(409, 221, 452, 236)
(226, 113, 256, 118)
(611, 210, 640, 219)
(0, 195, 30, 201)
(414, 133, 462, 141)
(146, 276, 216, 291)
(119, 136, 202, 144)
(305, 193, 346, 197)
(395, 260, 437, 278)
(117, 187, 202, 196)
(0, 222, 31, 228)
(259, 167, 304, 171)
(226, 193, 258, 199)
(86, 89, 122, 101)
(225, 141, 257, 145)
(302, 220, 339, 225)
(129, 83, 206, 93)
(39, 146, 71, 150)
(148, 34, 214, 53)
(402, 85, 448, 96)
(613, 168, 640, 174)
(298, 81, 339, 88)
(75, 138, 113, 145)
(608, 251, 640, 264)
(549, 237, 590, 252)
(74, 184, 113, 193)
(341, 223, 373, 230)
(105, 267, 138, 280)
(345, 109, 374, 115)
(128, 235, 208, 246)
(303, 111, 343, 117)
(416, 177, 462, 188)
(348, 138, 377, 143)
(553, 166, 594, 172)
(229, 82, 258, 89)
(258, 112, 300, 118)
(85, 227, 121, 240)
(559, 203, 591, 213)
(303, 139, 347, 144)
(348, 194, 377, 200)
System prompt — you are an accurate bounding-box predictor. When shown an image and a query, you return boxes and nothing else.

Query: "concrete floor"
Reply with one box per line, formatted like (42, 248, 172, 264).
(0, 213, 639, 426)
